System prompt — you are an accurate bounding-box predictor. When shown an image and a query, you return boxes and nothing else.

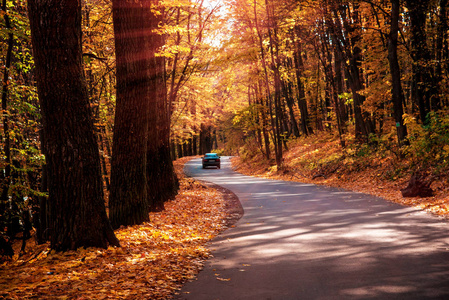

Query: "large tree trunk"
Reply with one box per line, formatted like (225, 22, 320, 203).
(27, 0, 119, 250)
(146, 0, 179, 212)
(109, 0, 152, 228)
(388, 0, 407, 145)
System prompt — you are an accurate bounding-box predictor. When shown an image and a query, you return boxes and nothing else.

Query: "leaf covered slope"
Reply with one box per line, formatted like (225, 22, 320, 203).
(0, 157, 228, 299)
(232, 133, 449, 218)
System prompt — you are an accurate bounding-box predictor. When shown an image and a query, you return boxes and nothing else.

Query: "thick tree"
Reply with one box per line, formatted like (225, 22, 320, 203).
(27, 0, 119, 250)
(110, 0, 179, 223)
(146, 0, 179, 211)
(109, 0, 153, 228)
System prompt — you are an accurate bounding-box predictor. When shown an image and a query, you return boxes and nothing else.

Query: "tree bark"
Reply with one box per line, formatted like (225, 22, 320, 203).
(256, 81, 271, 160)
(27, 0, 119, 250)
(388, 0, 407, 145)
(109, 0, 152, 228)
(146, 1, 179, 212)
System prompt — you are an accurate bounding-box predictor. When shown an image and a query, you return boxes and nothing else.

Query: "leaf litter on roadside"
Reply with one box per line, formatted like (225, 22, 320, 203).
(0, 157, 227, 299)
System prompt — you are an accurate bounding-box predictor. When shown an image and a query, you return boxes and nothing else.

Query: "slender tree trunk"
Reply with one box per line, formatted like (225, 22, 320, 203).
(265, 0, 283, 167)
(334, 42, 347, 126)
(177, 143, 184, 158)
(388, 0, 407, 145)
(98, 132, 111, 192)
(436, 0, 447, 103)
(257, 81, 271, 159)
(253, 90, 265, 156)
(293, 29, 313, 136)
(192, 134, 198, 156)
(170, 142, 176, 160)
(327, 2, 373, 140)
(254, 0, 277, 161)
(27, 0, 119, 250)
(282, 78, 300, 137)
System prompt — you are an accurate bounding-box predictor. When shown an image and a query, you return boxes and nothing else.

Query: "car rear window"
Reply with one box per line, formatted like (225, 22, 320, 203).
(205, 154, 219, 158)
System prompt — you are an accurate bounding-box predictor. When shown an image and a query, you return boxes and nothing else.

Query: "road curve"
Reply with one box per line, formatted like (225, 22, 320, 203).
(177, 157, 449, 300)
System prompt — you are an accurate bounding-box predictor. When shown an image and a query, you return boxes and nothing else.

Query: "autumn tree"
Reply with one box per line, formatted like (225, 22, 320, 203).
(109, 0, 153, 228)
(109, 0, 179, 226)
(165, 0, 220, 157)
(146, 0, 179, 211)
(27, 0, 119, 250)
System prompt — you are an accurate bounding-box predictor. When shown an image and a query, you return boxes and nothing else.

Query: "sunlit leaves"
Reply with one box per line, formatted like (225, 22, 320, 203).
(0, 157, 227, 299)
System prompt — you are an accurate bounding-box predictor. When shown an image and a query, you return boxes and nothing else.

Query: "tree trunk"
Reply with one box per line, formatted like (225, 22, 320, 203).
(388, 0, 407, 145)
(177, 143, 184, 158)
(328, 2, 373, 140)
(405, 0, 440, 122)
(199, 123, 212, 154)
(146, 2, 179, 211)
(1, 0, 13, 248)
(256, 81, 271, 159)
(192, 134, 198, 156)
(254, 0, 277, 161)
(282, 78, 300, 137)
(170, 142, 176, 160)
(435, 0, 447, 104)
(109, 0, 152, 228)
(27, 0, 119, 250)
(265, 0, 283, 168)
(293, 26, 313, 136)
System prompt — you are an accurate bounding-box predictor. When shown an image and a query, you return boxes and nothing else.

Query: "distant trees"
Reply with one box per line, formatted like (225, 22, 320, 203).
(166, 0, 221, 158)
(218, 0, 449, 166)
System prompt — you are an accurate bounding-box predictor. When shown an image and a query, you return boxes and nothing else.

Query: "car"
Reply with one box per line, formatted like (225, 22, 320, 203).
(202, 153, 221, 169)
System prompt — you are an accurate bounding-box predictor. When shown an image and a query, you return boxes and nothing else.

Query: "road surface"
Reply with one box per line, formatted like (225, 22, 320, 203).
(177, 157, 449, 299)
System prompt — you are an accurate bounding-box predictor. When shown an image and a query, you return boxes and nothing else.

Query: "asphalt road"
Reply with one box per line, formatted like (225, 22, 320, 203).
(177, 157, 449, 300)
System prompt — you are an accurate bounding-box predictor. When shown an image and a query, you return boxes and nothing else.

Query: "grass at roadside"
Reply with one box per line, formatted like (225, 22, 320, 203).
(0, 157, 227, 299)
(232, 132, 449, 218)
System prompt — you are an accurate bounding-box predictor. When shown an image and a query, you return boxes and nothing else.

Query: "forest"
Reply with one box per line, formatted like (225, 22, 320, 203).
(1, 0, 448, 273)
